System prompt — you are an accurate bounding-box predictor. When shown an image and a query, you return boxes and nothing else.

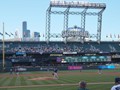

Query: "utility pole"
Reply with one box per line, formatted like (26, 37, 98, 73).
(2, 22, 5, 71)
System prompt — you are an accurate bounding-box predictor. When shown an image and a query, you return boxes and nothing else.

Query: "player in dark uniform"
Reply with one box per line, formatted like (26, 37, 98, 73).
(98, 66, 102, 74)
(78, 81, 89, 90)
(53, 67, 59, 79)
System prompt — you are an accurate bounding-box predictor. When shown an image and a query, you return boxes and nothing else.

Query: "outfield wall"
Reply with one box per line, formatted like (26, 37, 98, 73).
(1, 64, 117, 72)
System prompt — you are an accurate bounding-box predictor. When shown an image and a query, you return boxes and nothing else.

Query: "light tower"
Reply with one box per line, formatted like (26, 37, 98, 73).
(45, 0, 106, 43)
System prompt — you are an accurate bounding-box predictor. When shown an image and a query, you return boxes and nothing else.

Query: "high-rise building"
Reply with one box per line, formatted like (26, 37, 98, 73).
(33, 32, 40, 41)
(23, 21, 27, 30)
(26, 30, 30, 37)
(22, 21, 31, 41)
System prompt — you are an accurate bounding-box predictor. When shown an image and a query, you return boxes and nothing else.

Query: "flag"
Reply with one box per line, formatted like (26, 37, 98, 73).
(114, 34, 116, 38)
(118, 34, 120, 38)
(110, 34, 112, 38)
(106, 35, 108, 38)
(15, 31, 18, 37)
(5, 32, 11, 37)
(0, 32, 3, 36)
(10, 33, 14, 36)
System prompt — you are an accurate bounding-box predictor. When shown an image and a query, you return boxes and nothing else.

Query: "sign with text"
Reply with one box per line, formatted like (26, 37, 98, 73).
(68, 66, 82, 70)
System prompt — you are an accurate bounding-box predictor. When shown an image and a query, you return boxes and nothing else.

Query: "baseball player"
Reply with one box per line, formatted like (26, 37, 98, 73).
(78, 81, 89, 90)
(111, 77, 120, 90)
(98, 66, 102, 74)
(53, 67, 59, 79)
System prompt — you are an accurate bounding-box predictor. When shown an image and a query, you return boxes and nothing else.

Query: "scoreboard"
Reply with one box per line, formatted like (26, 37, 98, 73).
(60, 56, 111, 63)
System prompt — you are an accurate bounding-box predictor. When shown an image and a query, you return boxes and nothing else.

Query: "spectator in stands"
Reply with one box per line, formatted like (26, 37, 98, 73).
(111, 77, 120, 90)
(78, 81, 89, 90)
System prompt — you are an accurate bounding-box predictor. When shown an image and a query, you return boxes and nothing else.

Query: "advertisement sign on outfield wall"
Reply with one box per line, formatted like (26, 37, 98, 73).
(68, 66, 82, 70)
(98, 65, 115, 69)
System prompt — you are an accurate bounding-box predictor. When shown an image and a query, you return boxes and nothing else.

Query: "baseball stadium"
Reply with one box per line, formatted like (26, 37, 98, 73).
(0, 1, 120, 90)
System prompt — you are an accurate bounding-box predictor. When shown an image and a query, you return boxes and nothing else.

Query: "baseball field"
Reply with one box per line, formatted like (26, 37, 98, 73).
(0, 69, 119, 90)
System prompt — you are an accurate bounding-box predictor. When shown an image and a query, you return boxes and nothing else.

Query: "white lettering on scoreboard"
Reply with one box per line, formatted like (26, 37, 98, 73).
(62, 30, 89, 38)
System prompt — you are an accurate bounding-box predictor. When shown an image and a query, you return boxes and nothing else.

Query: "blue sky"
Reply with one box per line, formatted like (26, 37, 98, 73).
(0, 0, 120, 41)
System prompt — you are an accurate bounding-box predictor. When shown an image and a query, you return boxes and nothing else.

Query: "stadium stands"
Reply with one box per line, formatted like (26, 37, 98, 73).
(0, 41, 120, 53)
(0, 41, 120, 71)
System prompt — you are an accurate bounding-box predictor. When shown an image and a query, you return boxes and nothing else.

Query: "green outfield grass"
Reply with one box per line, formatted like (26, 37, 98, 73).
(0, 69, 119, 90)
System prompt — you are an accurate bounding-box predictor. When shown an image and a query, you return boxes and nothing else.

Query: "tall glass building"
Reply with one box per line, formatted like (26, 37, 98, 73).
(22, 21, 30, 41)
(34, 32, 40, 41)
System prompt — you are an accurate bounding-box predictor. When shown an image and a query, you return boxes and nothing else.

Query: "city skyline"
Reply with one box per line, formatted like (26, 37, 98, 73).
(22, 21, 31, 41)
(0, 0, 120, 41)
(22, 21, 40, 41)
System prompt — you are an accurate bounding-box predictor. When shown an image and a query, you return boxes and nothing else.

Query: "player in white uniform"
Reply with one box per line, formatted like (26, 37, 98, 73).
(111, 77, 120, 90)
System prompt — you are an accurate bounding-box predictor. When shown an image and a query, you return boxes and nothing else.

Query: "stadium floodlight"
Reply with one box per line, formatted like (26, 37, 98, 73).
(46, 1, 106, 43)
(50, 0, 106, 9)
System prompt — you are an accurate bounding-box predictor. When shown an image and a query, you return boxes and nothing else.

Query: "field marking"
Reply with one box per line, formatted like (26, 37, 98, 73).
(0, 82, 114, 89)
(28, 77, 54, 80)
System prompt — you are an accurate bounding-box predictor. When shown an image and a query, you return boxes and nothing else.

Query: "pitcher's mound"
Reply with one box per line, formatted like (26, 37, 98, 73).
(29, 77, 54, 81)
